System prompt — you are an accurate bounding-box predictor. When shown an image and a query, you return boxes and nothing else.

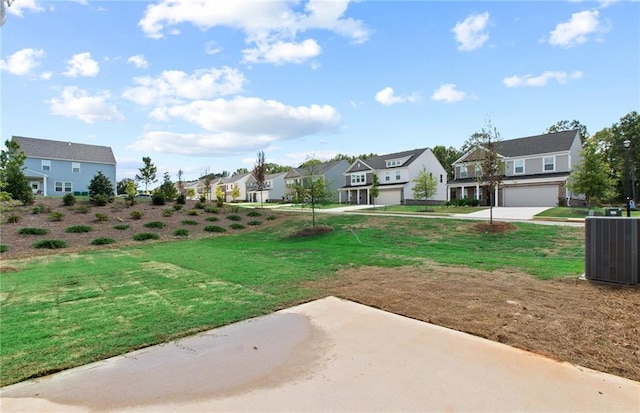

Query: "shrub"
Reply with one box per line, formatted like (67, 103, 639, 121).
(33, 239, 67, 249)
(49, 212, 64, 221)
(194, 201, 205, 209)
(187, 209, 199, 216)
(88, 171, 114, 202)
(130, 210, 144, 220)
(229, 223, 245, 230)
(199, 195, 206, 203)
(65, 225, 93, 233)
(181, 219, 198, 225)
(152, 192, 166, 206)
(230, 206, 240, 213)
(76, 205, 91, 214)
(133, 233, 160, 241)
(32, 206, 42, 214)
(36, 203, 51, 213)
(203, 225, 226, 233)
(91, 237, 116, 245)
(92, 194, 110, 206)
(267, 215, 277, 221)
(176, 193, 186, 205)
(18, 227, 49, 235)
(0, 244, 8, 253)
(205, 216, 219, 222)
(62, 193, 76, 206)
(173, 229, 189, 237)
(162, 208, 174, 217)
(113, 224, 130, 230)
(227, 214, 242, 221)
(247, 211, 262, 217)
(95, 213, 109, 223)
(204, 206, 219, 214)
(247, 220, 262, 226)
(173, 204, 184, 211)
(144, 221, 166, 229)
(5, 213, 20, 223)
(216, 197, 224, 208)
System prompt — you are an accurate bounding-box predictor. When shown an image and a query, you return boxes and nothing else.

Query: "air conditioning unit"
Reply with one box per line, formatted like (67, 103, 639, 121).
(585, 217, 639, 284)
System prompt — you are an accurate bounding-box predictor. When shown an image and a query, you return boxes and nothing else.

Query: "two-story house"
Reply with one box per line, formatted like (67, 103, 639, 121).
(246, 172, 288, 203)
(13, 136, 116, 197)
(218, 173, 252, 202)
(284, 160, 350, 203)
(339, 148, 447, 205)
(447, 130, 582, 207)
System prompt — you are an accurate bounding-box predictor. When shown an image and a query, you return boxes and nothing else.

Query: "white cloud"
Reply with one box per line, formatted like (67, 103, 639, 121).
(6, 0, 44, 16)
(548, 10, 607, 48)
(122, 66, 245, 106)
(127, 54, 149, 69)
(205, 41, 221, 55)
(431, 84, 467, 103)
(503, 71, 583, 87)
(451, 12, 490, 51)
(242, 39, 321, 65)
(128, 131, 272, 156)
(375, 87, 421, 106)
(138, 0, 369, 65)
(40, 71, 52, 80)
(63, 52, 99, 77)
(48, 86, 124, 123)
(0, 48, 45, 76)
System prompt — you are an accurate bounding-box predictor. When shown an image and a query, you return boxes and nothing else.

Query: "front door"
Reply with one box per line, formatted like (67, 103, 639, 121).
(29, 181, 41, 195)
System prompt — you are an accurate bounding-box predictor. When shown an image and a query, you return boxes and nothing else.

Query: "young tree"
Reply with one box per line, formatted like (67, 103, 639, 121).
(158, 171, 178, 201)
(370, 173, 380, 209)
(412, 169, 438, 211)
(0, 139, 34, 205)
(252, 150, 267, 208)
(116, 178, 136, 195)
(567, 140, 615, 208)
(135, 156, 157, 193)
(88, 171, 114, 204)
(176, 169, 185, 195)
(215, 185, 224, 206)
(472, 119, 505, 224)
(302, 161, 332, 227)
(231, 183, 241, 202)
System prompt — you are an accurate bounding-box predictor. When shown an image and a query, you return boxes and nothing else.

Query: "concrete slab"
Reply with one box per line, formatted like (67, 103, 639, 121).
(2, 296, 638, 412)
(456, 207, 550, 220)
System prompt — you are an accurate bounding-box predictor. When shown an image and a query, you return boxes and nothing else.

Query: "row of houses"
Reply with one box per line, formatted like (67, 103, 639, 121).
(10, 129, 582, 207)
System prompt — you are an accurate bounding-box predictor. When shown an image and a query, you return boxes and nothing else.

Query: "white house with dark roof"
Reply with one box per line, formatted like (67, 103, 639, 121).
(339, 148, 447, 205)
(12, 136, 116, 197)
(447, 129, 582, 207)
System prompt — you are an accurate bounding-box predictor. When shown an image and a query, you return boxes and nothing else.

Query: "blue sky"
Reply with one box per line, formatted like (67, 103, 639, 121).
(1, 0, 638, 182)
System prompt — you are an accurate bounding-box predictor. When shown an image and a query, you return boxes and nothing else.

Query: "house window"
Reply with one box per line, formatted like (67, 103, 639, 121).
(474, 187, 482, 200)
(351, 174, 366, 185)
(459, 166, 467, 179)
(395, 171, 401, 180)
(440, 175, 443, 183)
(385, 172, 390, 182)
(544, 156, 555, 172)
(514, 159, 524, 174)
(54, 181, 73, 193)
(42, 160, 51, 171)
(72, 162, 81, 173)
(474, 164, 482, 177)
(385, 159, 403, 168)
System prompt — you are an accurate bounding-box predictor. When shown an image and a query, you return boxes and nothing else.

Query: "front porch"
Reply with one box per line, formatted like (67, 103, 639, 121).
(447, 183, 500, 207)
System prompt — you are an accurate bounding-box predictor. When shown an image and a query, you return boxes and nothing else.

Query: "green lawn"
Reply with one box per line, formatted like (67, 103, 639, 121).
(0, 215, 585, 386)
(362, 204, 488, 214)
(536, 206, 640, 219)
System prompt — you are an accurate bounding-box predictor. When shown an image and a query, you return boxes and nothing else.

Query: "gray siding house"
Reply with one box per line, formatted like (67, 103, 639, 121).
(13, 136, 117, 197)
(284, 160, 350, 203)
(246, 172, 287, 203)
(447, 130, 582, 207)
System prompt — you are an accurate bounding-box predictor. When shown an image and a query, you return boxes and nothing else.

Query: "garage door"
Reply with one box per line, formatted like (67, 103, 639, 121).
(376, 189, 401, 206)
(503, 185, 558, 207)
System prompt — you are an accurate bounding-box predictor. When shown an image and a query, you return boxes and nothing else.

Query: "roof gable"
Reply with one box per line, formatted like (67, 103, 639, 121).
(13, 136, 116, 164)
(346, 148, 428, 173)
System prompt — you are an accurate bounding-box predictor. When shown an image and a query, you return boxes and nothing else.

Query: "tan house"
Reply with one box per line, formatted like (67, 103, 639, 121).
(447, 130, 583, 207)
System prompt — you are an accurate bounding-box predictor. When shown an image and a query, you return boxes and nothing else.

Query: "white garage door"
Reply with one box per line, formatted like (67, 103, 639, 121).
(503, 186, 558, 207)
(376, 189, 401, 206)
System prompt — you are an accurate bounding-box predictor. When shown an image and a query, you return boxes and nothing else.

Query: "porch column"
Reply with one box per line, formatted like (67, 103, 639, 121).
(367, 188, 370, 205)
(475, 183, 480, 200)
(43, 175, 48, 196)
(338, 190, 342, 204)
(494, 187, 499, 207)
(447, 187, 451, 202)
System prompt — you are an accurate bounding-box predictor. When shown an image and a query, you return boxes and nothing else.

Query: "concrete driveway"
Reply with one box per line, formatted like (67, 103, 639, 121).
(455, 207, 550, 221)
(2, 297, 638, 412)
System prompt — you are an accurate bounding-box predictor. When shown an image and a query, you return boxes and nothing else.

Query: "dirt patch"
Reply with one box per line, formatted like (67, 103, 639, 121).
(291, 225, 333, 237)
(306, 264, 640, 382)
(470, 221, 517, 233)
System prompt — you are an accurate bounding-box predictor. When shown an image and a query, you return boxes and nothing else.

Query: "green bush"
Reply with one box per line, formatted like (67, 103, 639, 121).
(204, 206, 219, 214)
(133, 233, 160, 241)
(5, 213, 21, 223)
(247, 211, 262, 217)
(181, 220, 198, 225)
(227, 214, 242, 221)
(95, 213, 109, 223)
(76, 205, 91, 214)
(0, 244, 8, 253)
(176, 193, 186, 205)
(173, 229, 189, 237)
(33, 239, 67, 249)
(162, 208, 174, 217)
(31, 206, 42, 214)
(203, 225, 226, 233)
(143, 221, 166, 229)
(91, 237, 116, 245)
(88, 171, 114, 203)
(229, 223, 245, 230)
(65, 225, 93, 233)
(173, 204, 184, 211)
(130, 210, 144, 220)
(152, 192, 166, 206)
(62, 193, 76, 206)
(113, 224, 129, 230)
(187, 209, 200, 216)
(36, 203, 51, 213)
(92, 194, 111, 206)
(18, 227, 49, 235)
(230, 206, 240, 213)
(247, 220, 261, 226)
(205, 216, 219, 222)
(49, 212, 64, 222)
(267, 215, 277, 221)
(194, 201, 205, 209)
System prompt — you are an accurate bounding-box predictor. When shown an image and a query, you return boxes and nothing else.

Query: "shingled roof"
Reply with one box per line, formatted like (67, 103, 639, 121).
(347, 148, 428, 172)
(286, 160, 347, 178)
(13, 136, 116, 165)
(493, 130, 579, 158)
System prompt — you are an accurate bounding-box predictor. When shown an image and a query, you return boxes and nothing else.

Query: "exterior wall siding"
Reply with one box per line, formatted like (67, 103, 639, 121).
(24, 157, 116, 196)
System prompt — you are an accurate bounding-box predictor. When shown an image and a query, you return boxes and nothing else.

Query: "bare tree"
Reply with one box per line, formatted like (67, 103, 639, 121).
(472, 119, 505, 224)
(253, 151, 267, 208)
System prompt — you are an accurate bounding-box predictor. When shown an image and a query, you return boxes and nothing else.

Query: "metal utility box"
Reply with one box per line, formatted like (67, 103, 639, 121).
(585, 217, 639, 284)
(604, 208, 622, 216)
